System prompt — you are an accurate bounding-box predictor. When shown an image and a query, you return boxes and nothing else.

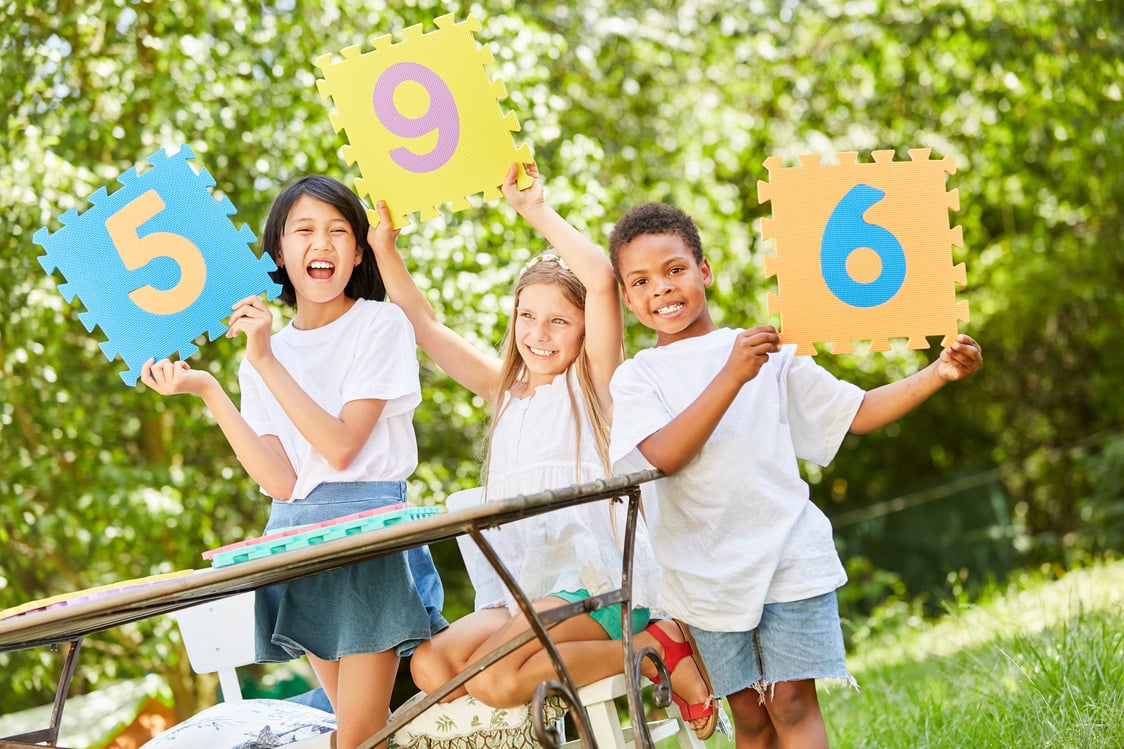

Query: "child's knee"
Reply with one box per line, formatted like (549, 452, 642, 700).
(465, 670, 524, 708)
(725, 689, 773, 735)
(410, 641, 451, 693)
(765, 680, 821, 727)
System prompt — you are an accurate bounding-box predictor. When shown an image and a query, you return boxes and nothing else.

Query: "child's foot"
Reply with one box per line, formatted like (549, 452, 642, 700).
(640, 620, 718, 738)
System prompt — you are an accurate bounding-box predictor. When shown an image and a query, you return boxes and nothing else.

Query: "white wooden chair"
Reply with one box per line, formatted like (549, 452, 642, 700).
(173, 592, 258, 704)
(569, 673, 708, 749)
(447, 489, 713, 749)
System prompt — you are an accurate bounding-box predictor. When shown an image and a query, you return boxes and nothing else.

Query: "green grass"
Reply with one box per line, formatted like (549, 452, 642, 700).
(676, 560, 1124, 748)
(826, 561, 1124, 748)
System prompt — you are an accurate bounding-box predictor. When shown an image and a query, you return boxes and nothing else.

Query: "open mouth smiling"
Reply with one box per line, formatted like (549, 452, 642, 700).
(308, 260, 335, 280)
(655, 302, 684, 315)
(528, 346, 557, 357)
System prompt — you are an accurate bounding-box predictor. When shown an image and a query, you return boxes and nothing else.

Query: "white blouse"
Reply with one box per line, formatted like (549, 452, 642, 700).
(469, 370, 661, 615)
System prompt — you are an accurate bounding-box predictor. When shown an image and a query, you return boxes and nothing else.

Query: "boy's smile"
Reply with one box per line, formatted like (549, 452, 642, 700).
(655, 301, 685, 317)
(617, 233, 717, 346)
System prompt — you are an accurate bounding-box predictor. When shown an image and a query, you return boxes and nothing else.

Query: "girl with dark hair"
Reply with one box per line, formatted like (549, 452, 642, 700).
(141, 174, 448, 749)
(260, 174, 386, 305)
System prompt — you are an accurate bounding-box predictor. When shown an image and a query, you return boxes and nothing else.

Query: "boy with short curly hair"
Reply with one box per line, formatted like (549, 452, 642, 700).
(608, 202, 982, 749)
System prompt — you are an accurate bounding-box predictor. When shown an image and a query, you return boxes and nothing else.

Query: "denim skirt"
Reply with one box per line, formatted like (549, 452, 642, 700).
(254, 481, 449, 662)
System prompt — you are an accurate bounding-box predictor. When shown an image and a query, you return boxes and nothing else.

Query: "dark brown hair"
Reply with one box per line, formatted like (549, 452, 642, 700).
(260, 175, 385, 306)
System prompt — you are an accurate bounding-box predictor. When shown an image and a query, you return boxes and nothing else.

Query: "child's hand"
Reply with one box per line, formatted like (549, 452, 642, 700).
(936, 334, 982, 382)
(141, 357, 216, 397)
(724, 326, 782, 383)
(226, 295, 274, 365)
(501, 161, 545, 216)
(368, 200, 401, 255)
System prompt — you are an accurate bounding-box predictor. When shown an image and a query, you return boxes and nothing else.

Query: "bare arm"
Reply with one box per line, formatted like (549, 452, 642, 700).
(369, 202, 503, 404)
(501, 162, 623, 404)
(226, 296, 389, 475)
(636, 327, 781, 474)
(246, 356, 388, 472)
(850, 334, 983, 434)
(141, 357, 298, 499)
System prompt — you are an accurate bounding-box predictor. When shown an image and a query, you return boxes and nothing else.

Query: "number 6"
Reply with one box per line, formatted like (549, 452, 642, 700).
(105, 189, 207, 315)
(820, 184, 906, 308)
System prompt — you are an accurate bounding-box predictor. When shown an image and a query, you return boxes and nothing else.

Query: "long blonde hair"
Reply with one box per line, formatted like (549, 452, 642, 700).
(482, 254, 613, 490)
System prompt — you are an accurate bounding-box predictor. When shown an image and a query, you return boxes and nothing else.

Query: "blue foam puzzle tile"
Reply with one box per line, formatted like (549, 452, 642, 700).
(33, 145, 282, 385)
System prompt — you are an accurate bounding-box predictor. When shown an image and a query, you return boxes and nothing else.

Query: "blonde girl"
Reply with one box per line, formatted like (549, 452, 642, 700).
(370, 163, 715, 737)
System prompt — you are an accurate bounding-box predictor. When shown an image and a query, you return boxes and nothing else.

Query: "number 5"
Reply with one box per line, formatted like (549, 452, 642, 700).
(105, 189, 207, 315)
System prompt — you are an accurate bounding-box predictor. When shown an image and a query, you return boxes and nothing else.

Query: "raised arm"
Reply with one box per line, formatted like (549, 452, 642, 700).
(849, 334, 983, 434)
(369, 202, 503, 404)
(501, 162, 623, 403)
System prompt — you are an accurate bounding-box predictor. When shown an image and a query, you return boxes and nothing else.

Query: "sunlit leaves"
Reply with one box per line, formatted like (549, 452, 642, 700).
(2, 0, 1121, 712)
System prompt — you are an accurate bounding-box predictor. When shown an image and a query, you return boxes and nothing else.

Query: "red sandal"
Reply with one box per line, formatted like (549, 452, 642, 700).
(645, 619, 719, 739)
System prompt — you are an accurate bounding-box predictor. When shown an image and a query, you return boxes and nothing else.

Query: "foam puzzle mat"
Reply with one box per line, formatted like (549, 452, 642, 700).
(34, 145, 282, 385)
(0, 570, 197, 621)
(315, 13, 533, 228)
(758, 148, 969, 354)
(205, 504, 444, 568)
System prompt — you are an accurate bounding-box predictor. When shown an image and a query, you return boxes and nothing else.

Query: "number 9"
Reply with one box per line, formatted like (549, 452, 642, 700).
(105, 189, 206, 316)
(820, 184, 906, 308)
(372, 61, 460, 173)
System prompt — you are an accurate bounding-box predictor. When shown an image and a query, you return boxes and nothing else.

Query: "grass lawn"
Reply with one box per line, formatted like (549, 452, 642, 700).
(680, 560, 1124, 748)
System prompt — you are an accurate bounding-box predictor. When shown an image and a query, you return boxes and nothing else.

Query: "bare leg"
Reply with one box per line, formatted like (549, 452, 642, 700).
(309, 650, 400, 749)
(502, 619, 715, 733)
(727, 687, 778, 749)
(763, 679, 828, 749)
(411, 598, 712, 726)
(464, 602, 712, 728)
(464, 597, 618, 707)
(635, 620, 713, 734)
(307, 654, 340, 713)
(410, 608, 511, 700)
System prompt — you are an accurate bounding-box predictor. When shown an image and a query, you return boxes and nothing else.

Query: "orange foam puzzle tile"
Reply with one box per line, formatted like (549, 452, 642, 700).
(757, 149, 969, 355)
(315, 13, 533, 228)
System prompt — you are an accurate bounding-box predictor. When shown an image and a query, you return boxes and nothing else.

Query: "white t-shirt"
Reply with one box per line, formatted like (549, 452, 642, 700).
(609, 328, 864, 632)
(239, 299, 422, 501)
(469, 370, 661, 615)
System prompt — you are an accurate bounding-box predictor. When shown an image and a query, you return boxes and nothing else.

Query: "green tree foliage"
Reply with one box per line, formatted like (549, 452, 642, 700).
(1, 0, 1120, 713)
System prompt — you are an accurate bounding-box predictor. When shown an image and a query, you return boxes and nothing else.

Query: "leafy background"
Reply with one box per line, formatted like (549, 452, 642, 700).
(1, 0, 1121, 717)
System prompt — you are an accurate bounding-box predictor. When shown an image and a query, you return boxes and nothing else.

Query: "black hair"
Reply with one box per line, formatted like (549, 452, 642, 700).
(608, 202, 704, 281)
(260, 175, 385, 306)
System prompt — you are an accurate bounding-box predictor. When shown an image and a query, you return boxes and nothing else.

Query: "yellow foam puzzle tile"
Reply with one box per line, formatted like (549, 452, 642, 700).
(0, 570, 196, 621)
(757, 148, 968, 355)
(315, 13, 533, 228)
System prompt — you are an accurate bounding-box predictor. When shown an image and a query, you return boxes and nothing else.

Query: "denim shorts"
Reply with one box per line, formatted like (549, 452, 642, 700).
(686, 590, 855, 698)
(255, 481, 449, 662)
(551, 589, 651, 640)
